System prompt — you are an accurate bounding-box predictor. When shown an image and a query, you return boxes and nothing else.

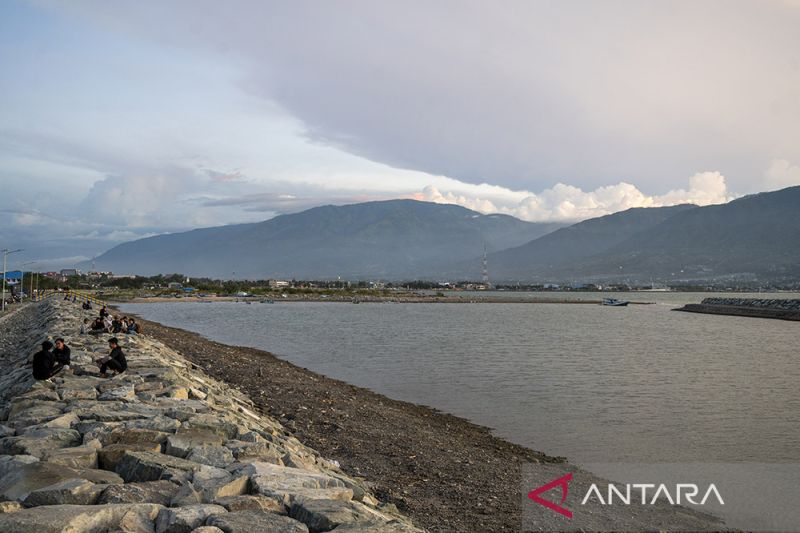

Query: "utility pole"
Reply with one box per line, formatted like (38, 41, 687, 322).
(2, 248, 23, 312)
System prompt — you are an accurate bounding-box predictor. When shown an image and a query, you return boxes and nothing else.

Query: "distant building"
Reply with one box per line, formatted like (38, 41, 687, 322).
(60, 269, 79, 277)
(269, 280, 290, 289)
(167, 282, 183, 289)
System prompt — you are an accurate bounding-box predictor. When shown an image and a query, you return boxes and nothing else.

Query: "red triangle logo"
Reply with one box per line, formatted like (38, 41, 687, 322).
(527, 472, 573, 518)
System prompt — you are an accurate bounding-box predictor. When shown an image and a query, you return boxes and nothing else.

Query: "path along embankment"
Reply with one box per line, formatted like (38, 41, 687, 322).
(675, 298, 800, 321)
(0, 299, 423, 532)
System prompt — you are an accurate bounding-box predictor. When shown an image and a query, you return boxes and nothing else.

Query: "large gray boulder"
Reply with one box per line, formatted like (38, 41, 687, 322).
(166, 429, 225, 459)
(98, 385, 137, 402)
(99, 480, 180, 506)
(289, 499, 384, 533)
(212, 495, 286, 514)
(116, 450, 203, 483)
(206, 510, 309, 533)
(330, 521, 426, 532)
(121, 415, 182, 433)
(42, 444, 99, 469)
(0, 462, 122, 502)
(154, 503, 227, 533)
(186, 445, 234, 469)
(225, 440, 284, 464)
(0, 454, 39, 478)
(0, 428, 81, 458)
(98, 443, 163, 470)
(0, 503, 163, 532)
(180, 414, 243, 440)
(240, 462, 353, 504)
(23, 478, 106, 507)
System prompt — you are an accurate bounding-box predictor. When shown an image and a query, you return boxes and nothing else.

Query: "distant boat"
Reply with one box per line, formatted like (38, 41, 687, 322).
(602, 298, 629, 307)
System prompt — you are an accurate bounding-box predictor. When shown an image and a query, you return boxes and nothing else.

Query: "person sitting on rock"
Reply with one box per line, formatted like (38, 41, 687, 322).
(32, 341, 63, 381)
(82, 300, 92, 310)
(53, 338, 71, 367)
(89, 317, 106, 334)
(127, 318, 140, 334)
(80, 318, 90, 334)
(111, 316, 123, 333)
(103, 315, 113, 332)
(99, 305, 109, 318)
(95, 337, 127, 377)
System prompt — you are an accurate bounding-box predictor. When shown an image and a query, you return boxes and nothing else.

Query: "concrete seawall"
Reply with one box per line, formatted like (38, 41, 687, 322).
(674, 298, 800, 321)
(0, 300, 423, 532)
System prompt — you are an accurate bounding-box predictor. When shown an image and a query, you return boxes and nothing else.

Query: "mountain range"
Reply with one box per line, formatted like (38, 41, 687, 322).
(88, 186, 800, 283)
(89, 200, 561, 279)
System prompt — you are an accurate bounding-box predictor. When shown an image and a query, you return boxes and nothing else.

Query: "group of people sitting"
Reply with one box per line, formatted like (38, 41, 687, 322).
(31, 301, 131, 381)
(80, 306, 140, 335)
(32, 336, 127, 381)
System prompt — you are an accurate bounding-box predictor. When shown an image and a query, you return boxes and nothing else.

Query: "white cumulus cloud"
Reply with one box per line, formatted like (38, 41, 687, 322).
(418, 172, 735, 222)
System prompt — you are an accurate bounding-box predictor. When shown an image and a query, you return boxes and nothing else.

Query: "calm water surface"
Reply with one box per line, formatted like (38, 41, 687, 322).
(120, 292, 800, 466)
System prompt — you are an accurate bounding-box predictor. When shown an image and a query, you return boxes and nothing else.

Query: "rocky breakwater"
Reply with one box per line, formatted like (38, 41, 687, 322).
(0, 300, 423, 533)
(675, 297, 800, 321)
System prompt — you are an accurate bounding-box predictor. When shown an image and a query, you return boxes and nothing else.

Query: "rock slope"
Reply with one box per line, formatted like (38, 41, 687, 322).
(675, 297, 800, 321)
(0, 300, 423, 532)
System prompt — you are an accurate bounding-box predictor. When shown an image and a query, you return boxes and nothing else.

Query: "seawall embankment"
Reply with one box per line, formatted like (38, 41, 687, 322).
(675, 298, 800, 321)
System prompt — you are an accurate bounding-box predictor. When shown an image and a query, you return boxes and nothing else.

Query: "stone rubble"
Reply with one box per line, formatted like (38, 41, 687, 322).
(0, 300, 424, 532)
(700, 297, 800, 310)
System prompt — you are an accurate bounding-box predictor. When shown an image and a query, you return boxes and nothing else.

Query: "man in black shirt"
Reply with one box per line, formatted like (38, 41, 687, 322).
(32, 341, 63, 381)
(89, 317, 106, 334)
(53, 338, 71, 366)
(96, 337, 127, 377)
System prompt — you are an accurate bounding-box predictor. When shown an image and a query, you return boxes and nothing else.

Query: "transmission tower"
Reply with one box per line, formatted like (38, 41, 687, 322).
(481, 244, 491, 288)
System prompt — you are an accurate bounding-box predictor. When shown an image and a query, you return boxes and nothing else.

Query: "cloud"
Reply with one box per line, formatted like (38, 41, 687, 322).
(5, 2, 798, 271)
(42, 0, 800, 194)
(418, 172, 735, 222)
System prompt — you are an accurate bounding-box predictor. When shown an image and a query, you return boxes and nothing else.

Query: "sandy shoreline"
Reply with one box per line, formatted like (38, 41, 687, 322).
(118, 306, 725, 532)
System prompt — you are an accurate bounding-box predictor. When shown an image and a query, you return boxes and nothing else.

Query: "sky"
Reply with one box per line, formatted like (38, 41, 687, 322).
(1, 0, 799, 270)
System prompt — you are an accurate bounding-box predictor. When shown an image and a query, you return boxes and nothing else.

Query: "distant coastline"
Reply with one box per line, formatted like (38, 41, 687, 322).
(120, 294, 655, 305)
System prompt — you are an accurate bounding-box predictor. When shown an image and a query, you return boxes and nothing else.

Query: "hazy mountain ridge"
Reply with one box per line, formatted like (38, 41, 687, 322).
(484, 186, 800, 283)
(567, 186, 800, 280)
(479, 204, 698, 281)
(90, 187, 800, 282)
(90, 200, 562, 279)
